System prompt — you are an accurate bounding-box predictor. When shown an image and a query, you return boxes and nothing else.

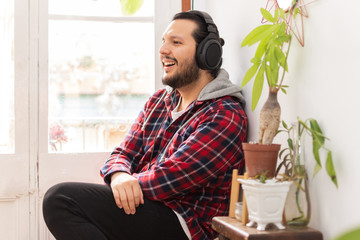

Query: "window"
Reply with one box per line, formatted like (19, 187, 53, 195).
(48, 0, 155, 152)
(0, 1, 180, 238)
(0, 0, 14, 153)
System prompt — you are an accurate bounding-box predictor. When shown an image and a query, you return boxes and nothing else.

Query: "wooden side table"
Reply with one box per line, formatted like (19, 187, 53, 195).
(212, 216, 323, 240)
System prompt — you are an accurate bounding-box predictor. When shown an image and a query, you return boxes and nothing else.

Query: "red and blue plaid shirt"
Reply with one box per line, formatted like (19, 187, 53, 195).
(101, 88, 248, 239)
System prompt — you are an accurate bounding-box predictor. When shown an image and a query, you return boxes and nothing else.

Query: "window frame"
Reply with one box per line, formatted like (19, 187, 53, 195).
(38, 0, 181, 155)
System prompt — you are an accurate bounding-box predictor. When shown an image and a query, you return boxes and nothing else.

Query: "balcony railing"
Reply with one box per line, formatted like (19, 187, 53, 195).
(49, 117, 134, 152)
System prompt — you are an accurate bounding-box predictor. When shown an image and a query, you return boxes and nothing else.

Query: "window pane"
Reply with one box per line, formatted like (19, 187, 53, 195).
(49, 0, 154, 17)
(48, 19, 154, 152)
(0, 0, 15, 153)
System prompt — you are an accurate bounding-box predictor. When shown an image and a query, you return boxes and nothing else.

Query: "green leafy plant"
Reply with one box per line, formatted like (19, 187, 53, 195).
(241, 7, 291, 112)
(276, 118, 338, 187)
(240, 6, 309, 145)
(334, 227, 360, 240)
(255, 170, 270, 184)
(276, 118, 337, 225)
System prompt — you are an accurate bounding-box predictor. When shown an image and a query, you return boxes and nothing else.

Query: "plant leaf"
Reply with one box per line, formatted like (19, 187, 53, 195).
(312, 139, 322, 167)
(293, 7, 300, 19)
(278, 22, 287, 38)
(334, 227, 360, 240)
(241, 24, 275, 47)
(280, 8, 285, 20)
(241, 63, 260, 87)
(287, 138, 293, 150)
(251, 62, 265, 111)
(310, 119, 325, 144)
(266, 48, 279, 87)
(120, 0, 144, 16)
(274, 8, 279, 22)
(274, 46, 287, 71)
(260, 8, 275, 23)
(279, 148, 288, 159)
(251, 57, 261, 65)
(326, 151, 338, 187)
(313, 163, 322, 178)
(255, 34, 272, 59)
(276, 35, 291, 45)
(282, 120, 288, 129)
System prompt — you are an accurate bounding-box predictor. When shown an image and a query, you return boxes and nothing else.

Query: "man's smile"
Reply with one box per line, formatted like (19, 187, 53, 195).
(162, 57, 177, 72)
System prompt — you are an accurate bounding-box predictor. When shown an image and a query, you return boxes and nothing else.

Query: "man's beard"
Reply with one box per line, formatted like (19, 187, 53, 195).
(162, 57, 200, 89)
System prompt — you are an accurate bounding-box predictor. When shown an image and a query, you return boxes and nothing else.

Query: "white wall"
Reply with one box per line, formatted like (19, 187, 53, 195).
(194, 0, 360, 239)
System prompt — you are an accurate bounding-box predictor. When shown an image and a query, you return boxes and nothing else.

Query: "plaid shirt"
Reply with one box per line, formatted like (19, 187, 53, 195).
(101, 88, 247, 239)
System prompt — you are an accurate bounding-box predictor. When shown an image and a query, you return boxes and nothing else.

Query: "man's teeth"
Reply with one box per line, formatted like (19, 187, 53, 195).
(164, 62, 175, 66)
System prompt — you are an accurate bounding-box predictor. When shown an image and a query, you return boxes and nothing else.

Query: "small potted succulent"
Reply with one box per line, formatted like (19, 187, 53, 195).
(239, 171, 292, 230)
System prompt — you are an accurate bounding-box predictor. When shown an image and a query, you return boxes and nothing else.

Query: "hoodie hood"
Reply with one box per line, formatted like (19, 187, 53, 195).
(197, 69, 245, 106)
(141, 69, 245, 131)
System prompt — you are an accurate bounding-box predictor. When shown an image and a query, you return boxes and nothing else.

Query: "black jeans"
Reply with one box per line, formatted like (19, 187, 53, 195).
(43, 182, 188, 240)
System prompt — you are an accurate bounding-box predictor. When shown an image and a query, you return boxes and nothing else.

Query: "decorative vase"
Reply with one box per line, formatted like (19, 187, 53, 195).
(284, 122, 311, 227)
(239, 178, 292, 231)
(242, 143, 280, 178)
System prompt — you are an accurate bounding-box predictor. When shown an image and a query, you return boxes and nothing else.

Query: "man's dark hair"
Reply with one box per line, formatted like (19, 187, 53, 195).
(172, 11, 224, 79)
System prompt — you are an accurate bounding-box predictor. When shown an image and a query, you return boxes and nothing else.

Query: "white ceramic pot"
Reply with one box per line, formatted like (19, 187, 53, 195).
(239, 179, 292, 231)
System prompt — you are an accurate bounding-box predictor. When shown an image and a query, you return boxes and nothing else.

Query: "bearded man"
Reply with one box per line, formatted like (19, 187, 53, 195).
(43, 10, 248, 240)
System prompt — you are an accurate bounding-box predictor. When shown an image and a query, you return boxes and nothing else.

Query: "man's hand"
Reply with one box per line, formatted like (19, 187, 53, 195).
(110, 172, 144, 215)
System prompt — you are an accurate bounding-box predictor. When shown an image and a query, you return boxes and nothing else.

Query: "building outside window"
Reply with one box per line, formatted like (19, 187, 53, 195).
(48, 0, 155, 152)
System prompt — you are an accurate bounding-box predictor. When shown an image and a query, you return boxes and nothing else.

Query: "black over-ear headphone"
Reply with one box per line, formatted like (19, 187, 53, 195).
(188, 10, 223, 71)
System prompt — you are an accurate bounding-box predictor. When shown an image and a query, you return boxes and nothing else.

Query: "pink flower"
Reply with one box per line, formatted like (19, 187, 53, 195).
(49, 123, 68, 151)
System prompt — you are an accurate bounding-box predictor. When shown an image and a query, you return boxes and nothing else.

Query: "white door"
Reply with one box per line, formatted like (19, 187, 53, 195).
(0, 0, 33, 239)
(0, 0, 180, 239)
(37, 0, 156, 238)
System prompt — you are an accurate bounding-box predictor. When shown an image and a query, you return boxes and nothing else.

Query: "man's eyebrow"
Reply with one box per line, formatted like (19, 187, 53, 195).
(163, 35, 185, 41)
(170, 35, 184, 40)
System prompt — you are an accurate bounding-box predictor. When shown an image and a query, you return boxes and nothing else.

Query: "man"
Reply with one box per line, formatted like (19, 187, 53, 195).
(43, 10, 247, 240)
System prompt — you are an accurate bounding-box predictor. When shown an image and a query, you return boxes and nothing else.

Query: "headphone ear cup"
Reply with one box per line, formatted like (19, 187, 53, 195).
(196, 35, 222, 70)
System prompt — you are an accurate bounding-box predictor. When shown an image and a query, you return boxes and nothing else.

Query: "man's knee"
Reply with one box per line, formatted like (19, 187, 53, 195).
(43, 182, 77, 223)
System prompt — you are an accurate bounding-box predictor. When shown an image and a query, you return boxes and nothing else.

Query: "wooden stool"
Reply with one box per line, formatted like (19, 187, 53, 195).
(228, 169, 248, 225)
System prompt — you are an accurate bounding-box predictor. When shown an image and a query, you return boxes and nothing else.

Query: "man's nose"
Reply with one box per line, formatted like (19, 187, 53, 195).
(159, 42, 171, 55)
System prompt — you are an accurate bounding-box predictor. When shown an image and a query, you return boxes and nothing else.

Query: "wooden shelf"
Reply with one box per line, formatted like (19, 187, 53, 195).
(212, 216, 323, 240)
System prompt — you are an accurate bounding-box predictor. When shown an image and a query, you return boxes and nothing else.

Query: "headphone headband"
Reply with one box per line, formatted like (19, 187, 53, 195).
(187, 10, 218, 35)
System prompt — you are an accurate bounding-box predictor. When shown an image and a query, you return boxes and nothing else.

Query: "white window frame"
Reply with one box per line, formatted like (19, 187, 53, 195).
(36, 0, 181, 239)
(37, 0, 181, 156)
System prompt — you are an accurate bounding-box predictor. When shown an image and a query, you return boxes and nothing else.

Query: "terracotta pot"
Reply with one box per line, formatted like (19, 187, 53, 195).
(242, 143, 281, 178)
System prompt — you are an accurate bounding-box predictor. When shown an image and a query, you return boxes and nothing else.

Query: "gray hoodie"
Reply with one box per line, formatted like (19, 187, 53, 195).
(197, 69, 245, 106)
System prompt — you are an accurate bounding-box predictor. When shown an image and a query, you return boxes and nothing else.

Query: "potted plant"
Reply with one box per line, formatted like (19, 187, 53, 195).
(239, 171, 292, 230)
(276, 118, 338, 227)
(239, 118, 338, 230)
(240, 1, 307, 178)
(238, 1, 338, 230)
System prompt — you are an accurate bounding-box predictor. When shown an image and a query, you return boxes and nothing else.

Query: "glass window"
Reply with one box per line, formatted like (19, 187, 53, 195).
(0, 0, 15, 153)
(48, 0, 154, 152)
(49, 0, 153, 17)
